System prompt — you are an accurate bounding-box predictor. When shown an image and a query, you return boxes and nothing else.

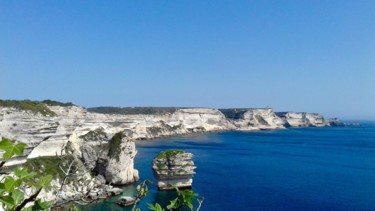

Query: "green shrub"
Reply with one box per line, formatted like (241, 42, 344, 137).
(108, 132, 124, 161)
(156, 150, 185, 159)
(0, 100, 56, 116)
(0, 99, 74, 116)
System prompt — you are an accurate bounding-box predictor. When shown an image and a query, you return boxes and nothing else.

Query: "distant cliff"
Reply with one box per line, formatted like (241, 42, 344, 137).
(0, 100, 342, 183)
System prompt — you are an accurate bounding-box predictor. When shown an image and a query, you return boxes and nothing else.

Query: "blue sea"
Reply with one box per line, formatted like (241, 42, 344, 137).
(82, 122, 375, 211)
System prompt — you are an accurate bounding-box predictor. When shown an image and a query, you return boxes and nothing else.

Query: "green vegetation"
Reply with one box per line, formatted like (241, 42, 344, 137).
(156, 163, 167, 169)
(0, 138, 52, 211)
(0, 99, 73, 116)
(147, 186, 203, 211)
(131, 180, 203, 211)
(108, 132, 124, 162)
(41, 100, 74, 107)
(87, 107, 184, 115)
(0, 100, 56, 116)
(156, 150, 185, 159)
(23, 156, 64, 180)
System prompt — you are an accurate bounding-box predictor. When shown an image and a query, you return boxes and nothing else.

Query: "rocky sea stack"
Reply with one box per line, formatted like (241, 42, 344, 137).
(152, 150, 196, 190)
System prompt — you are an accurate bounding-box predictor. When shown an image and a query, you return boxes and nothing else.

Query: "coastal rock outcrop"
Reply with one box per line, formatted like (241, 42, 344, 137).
(220, 108, 285, 130)
(275, 112, 328, 127)
(152, 150, 196, 190)
(102, 133, 139, 185)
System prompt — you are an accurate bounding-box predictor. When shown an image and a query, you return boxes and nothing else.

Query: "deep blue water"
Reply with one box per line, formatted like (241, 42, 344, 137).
(82, 122, 375, 210)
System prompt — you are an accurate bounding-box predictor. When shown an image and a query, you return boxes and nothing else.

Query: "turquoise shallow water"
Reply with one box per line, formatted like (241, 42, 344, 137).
(82, 122, 375, 210)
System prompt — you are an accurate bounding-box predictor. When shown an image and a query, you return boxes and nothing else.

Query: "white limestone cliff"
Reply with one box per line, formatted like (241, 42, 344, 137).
(0, 101, 345, 207)
(222, 108, 286, 130)
(0, 105, 234, 185)
(275, 112, 328, 127)
(0, 104, 336, 182)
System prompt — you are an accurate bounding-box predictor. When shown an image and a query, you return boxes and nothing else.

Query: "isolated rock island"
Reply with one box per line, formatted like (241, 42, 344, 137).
(152, 150, 196, 190)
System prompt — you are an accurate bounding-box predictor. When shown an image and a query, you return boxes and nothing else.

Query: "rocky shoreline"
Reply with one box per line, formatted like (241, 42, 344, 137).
(0, 100, 348, 206)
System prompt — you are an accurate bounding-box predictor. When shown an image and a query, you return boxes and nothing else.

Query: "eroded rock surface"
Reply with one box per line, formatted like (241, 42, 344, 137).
(152, 150, 196, 190)
(275, 112, 328, 127)
(103, 133, 139, 185)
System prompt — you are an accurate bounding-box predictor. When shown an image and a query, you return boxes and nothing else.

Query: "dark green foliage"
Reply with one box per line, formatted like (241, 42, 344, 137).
(156, 163, 167, 169)
(133, 179, 203, 211)
(41, 100, 74, 107)
(147, 187, 203, 211)
(0, 138, 52, 211)
(87, 107, 184, 115)
(108, 132, 124, 161)
(166, 188, 200, 210)
(23, 156, 64, 180)
(0, 100, 56, 116)
(156, 150, 185, 159)
(0, 99, 74, 116)
(0, 138, 26, 161)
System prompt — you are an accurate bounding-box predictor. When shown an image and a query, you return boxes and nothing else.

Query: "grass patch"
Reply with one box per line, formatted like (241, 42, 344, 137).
(41, 99, 74, 107)
(0, 99, 73, 116)
(156, 150, 185, 159)
(0, 100, 56, 116)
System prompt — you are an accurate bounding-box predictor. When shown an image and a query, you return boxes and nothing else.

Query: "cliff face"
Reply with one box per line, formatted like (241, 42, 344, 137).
(0, 106, 233, 159)
(275, 112, 328, 127)
(220, 108, 286, 130)
(0, 104, 336, 184)
(0, 105, 235, 187)
(0, 102, 345, 205)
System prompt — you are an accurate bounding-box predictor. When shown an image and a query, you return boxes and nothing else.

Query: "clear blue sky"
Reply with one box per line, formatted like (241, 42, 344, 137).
(1, 1, 374, 120)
